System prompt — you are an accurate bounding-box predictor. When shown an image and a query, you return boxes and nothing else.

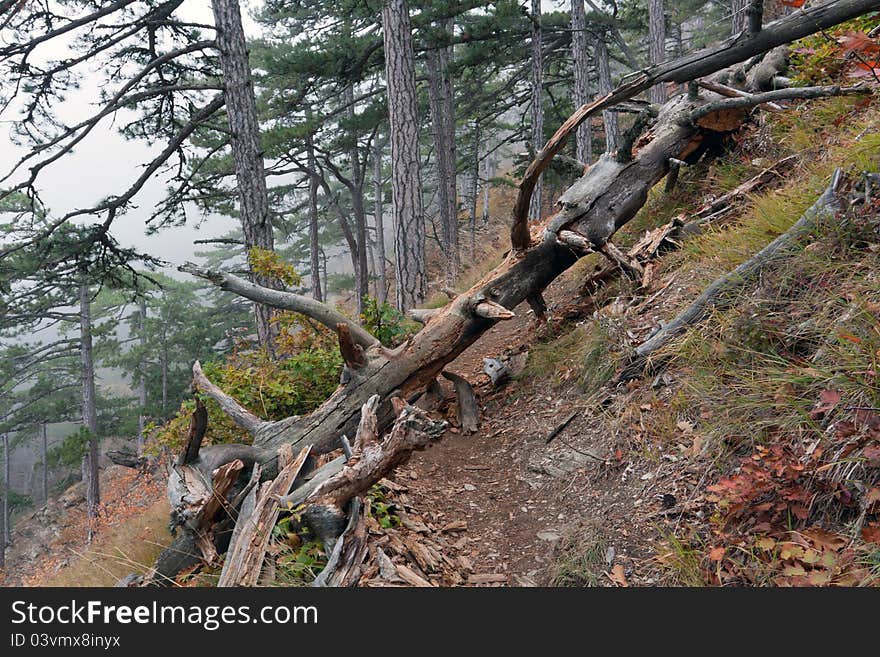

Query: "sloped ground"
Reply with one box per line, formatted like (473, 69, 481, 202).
(366, 91, 880, 587)
(1, 464, 169, 586)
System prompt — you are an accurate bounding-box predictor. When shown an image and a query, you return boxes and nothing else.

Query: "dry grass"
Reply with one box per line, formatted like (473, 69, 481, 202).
(36, 498, 172, 587)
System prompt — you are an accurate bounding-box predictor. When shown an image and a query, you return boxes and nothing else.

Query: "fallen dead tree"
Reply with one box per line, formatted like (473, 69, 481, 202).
(614, 169, 845, 382)
(139, 1, 878, 586)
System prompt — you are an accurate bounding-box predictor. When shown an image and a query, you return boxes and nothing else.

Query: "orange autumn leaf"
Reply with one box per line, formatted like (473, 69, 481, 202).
(708, 546, 726, 561)
(781, 0, 806, 7)
(609, 564, 629, 587)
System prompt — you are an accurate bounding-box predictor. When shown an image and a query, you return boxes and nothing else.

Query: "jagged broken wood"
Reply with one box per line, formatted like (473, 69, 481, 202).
(509, 0, 879, 249)
(158, 1, 879, 586)
(441, 371, 479, 434)
(615, 169, 844, 382)
(217, 444, 311, 587)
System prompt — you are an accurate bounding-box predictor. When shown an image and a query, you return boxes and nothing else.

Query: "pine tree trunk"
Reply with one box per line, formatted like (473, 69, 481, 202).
(161, 336, 168, 415)
(3, 433, 9, 548)
(79, 282, 99, 543)
(321, 251, 328, 301)
(732, 0, 748, 35)
(570, 0, 592, 165)
(212, 0, 276, 351)
(469, 122, 480, 259)
(306, 135, 323, 302)
(41, 422, 48, 505)
(372, 142, 387, 304)
(481, 156, 491, 224)
(425, 16, 458, 285)
(427, 48, 456, 285)
(649, 0, 667, 104)
(596, 34, 619, 153)
(529, 0, 544, 221)
(137, 298, 147, 455)
(0, 437, 5, 568)
(382, 0, 426, 311)
(345, 84, 370, 314)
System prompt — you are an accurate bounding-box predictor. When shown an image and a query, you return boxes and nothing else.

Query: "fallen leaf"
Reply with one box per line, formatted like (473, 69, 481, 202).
(708, 546, 726, 562)
(609, 563, 628, 587)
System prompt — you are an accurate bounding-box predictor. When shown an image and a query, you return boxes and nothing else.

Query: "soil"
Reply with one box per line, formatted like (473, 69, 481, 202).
(379, 270, 686, 587)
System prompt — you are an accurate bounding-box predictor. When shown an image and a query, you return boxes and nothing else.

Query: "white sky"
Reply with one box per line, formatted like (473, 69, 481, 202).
(0, 1, 261, 271)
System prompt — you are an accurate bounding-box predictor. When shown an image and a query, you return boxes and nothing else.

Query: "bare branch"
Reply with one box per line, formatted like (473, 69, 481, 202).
(192, 360, 267, 435)
(179, 263, 380, 349)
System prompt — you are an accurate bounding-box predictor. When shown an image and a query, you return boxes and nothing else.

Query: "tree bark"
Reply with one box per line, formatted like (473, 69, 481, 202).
(2, 433, 9, 548)
(570, 0, 592, 165)
(529, 0, 544, 222)
(648, 0, 667, 104)
(510, 0, 879, 249)
(307, 134, 323, 302)
(469, 122, 480, 259)
(0, 435, 5, 568)
(372, 141, 388, 304)
(596, 33, 619, 154)
(732, 0, 748, 35)
(382, 0, 426, 311)
(344, 83, 370, 315)
(41, 422, 48, 505)
(212, 0, 277, 352)
(136, 298, 147, 455)
(79, 281, 99, 542)
(426, 17, 459, 284)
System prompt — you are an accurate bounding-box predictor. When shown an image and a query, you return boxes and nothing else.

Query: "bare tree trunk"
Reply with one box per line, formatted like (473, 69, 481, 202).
(161, 334, 168, 415)
(732, 0, 748, 35)
(570, 0, 592, 164)
(212, 0, 276, 352)
(372, 141, 388, 304)
(596, 33, 618, 153)
(426, 18, 458, 284)
(0, 435, 5, 568)
(481, 155, 492, 224)
(136, 298, 147, 455)
(3, 433, 9, 548)
(41, 422, 48, 505)
(469, 122, 480, 259)
(529, 0, 544, 221)
(649, 0, 667, 104)
(382, 0, 426, 311)
(345, 84, 370, 315)
(79, 281, 99, 543)
(321, 250, 328, 301)
(307, 135, 323, 302)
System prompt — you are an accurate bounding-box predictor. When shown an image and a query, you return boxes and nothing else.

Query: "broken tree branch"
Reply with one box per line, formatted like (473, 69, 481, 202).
(688, 84, 871, 124)
(441, 371, 479, 434)
(217, 445, 312, 587)
(617, 169, 844, 381)
(474, 300, 515, 320)
(192, 360, 266, 435)
(510, 0, 879, 249)
(179, 263, 379, 349)
(180, 397, 208, 466)
(337, 323, 367, 369)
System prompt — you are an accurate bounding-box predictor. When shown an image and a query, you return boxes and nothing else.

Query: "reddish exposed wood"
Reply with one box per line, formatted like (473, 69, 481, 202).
(337, 322, 367, 369)
(179, 397, 208, 466)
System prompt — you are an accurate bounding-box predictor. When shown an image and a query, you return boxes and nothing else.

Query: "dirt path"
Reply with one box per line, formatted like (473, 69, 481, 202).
(394, 283, 599, 585)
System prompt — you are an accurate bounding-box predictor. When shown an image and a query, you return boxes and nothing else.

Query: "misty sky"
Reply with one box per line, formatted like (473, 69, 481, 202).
(0, 2, 256, 274)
